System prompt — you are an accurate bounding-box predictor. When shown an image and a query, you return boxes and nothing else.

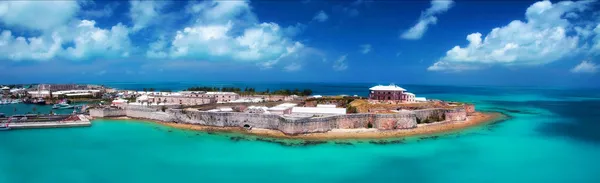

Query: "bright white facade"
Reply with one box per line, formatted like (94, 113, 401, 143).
(291, 107, 346, 115)
(112, 98, 128, 105)
(316, 104, 337, 108)
(268, 103, 297, 115)
(208, 107, 234, 112)
(28, 90, 51, 98)
(404, 92, 416, 103)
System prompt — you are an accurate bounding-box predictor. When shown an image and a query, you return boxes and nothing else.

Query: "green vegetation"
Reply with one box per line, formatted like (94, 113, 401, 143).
(346, 106, 358, 113)
(183, 86, 313, 96)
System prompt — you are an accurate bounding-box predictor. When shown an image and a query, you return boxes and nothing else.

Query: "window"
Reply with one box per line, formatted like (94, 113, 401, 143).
(387, 96, 391, 100)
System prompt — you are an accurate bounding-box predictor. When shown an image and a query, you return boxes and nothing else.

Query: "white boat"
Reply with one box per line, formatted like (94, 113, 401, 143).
(0, 119, 10, 131)
(0, 123, 9, 131)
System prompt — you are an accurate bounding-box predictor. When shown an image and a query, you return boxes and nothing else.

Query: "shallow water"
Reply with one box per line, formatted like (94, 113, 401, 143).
(2, 84, 600, 183)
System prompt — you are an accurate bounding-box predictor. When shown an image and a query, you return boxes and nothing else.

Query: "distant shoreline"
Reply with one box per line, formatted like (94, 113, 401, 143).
(95, 112, 506, 140)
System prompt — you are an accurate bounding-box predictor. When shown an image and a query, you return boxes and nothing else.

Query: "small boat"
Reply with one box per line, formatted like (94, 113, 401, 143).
(10, 99, 22, 104)
(35, 98, 46, 105)
(0, 124, 9, 131)
(59, 105, 76, 109)
(0, 119, 11, 131)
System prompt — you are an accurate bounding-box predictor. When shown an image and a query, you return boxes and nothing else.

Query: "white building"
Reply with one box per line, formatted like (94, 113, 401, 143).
(291, 107, 347, 115)
(208, 107, 234, 112)
(245, 106, 270, 114)
(316, 104, 337, 108)
(404, 92, 416, 103)
(415, 97, 427, 102)
(28, 90, 51, 98)
(268, 103, 297, 115)
(112, 98, 128, 105)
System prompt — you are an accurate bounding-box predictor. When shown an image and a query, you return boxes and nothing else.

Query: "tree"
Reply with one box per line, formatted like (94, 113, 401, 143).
(143, 88, 147, 92)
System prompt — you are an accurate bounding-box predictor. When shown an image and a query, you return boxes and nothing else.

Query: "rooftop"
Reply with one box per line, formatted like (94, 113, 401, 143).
(205, 92, 238, 95)
(369, 84, 406, 91)
(291, 107, 347, 115)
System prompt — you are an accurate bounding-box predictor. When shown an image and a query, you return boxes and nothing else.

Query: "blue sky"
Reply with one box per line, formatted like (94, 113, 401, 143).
(0, 0, 599, 87)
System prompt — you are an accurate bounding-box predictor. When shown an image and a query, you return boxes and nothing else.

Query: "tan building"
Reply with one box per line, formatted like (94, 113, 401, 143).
(205, 92, 240, 103)
(150, 96, 215, 105)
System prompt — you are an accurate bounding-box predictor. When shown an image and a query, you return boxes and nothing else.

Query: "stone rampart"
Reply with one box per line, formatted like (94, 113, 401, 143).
(90, 106, 467, 135)
(444, 108, 467, 121)
(89, 108, 126, 117)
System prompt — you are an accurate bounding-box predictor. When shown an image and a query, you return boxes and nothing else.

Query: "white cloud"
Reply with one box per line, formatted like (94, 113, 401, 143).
(186, 0, 256, 25)
(129, 1, 168, 31)
(429, 0, 597, 72)
(284, 62, 302, 72)
(150, 0, 305, 70)
(0, 1, 133, 62)
(0, 30, 63, 61)
(360, 44, 372, 54)
(313, 10, 328, 22)
(571, 60, 598, 73)
(0, 19, 132, 61)
(64, 20, 132, 60)
(0, 1, 80, 31)
(401, 0, 454, 40)
(592, 24, 600, 54)
(333, 55, 348, 71)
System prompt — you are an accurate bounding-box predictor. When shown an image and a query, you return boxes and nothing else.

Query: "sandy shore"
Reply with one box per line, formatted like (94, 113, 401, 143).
(98, 112, 506, 140)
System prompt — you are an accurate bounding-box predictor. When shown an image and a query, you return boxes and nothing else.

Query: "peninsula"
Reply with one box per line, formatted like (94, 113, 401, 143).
(87, 84, 502, 139)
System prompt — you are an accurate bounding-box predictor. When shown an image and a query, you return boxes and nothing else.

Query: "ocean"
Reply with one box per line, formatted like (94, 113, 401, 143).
(1, 82, 600, 183)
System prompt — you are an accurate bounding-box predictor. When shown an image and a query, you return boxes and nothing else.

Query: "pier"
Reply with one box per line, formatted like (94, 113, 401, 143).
(1, 114, 91, 130)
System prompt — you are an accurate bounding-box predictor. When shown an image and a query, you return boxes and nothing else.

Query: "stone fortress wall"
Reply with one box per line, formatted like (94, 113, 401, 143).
(90, 105, 469, 135)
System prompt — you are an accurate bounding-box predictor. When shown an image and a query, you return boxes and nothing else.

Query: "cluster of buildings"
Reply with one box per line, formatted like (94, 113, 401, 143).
(211, 103, 347, 117)
(1, 84, 106, 99)
(111, 84, 428, 116)
(368, 84, 426, 104)
(117, 90, 303, 106)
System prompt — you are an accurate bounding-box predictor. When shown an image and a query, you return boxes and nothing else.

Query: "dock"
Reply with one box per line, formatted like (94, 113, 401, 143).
(2, 114, 91, 130)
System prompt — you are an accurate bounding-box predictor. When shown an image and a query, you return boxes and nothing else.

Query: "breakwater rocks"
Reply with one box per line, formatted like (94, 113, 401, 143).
(90, 105, 468, 135)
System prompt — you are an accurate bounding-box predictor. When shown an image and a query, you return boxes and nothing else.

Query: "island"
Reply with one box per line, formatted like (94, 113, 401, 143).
(87, 84, 503, 139)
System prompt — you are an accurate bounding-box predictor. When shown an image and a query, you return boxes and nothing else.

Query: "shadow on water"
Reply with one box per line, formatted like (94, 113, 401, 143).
(489, 99, 600, 144)
(337, 156, 433, 183)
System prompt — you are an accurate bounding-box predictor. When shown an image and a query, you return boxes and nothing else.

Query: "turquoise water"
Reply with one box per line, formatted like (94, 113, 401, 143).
(0, 103, 86, 116)
(2, 84, 600, 183)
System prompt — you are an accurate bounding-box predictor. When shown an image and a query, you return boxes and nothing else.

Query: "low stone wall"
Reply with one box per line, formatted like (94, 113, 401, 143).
(89, 108, 126, 117)
(413, 109, 446, 123)
(445, 108, 467, 121)
(91, 106, 467, 135)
